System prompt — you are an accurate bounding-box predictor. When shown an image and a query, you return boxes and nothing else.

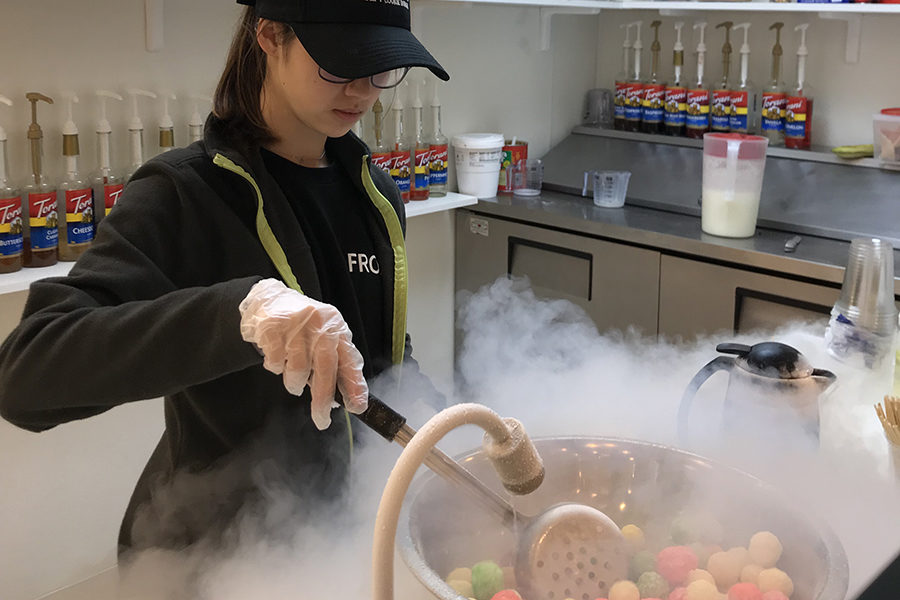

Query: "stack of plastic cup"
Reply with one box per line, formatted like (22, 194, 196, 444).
(825, 238, 899, 368)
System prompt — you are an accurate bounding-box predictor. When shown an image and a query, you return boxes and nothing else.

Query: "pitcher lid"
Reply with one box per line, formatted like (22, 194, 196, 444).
(717, 342, 813, 379)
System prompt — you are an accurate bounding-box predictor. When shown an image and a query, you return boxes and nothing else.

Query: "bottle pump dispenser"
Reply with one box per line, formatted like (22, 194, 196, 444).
(625, 21, 645, 132)
(58, 93, 94, 260)
(614, 23, 634, 131)
(23, 92, 57, 267)
(428, 81, 448, 197)
(642, 20, 666, 134)
(188, 95, 212, 144)
(664, 22, 686, 136)
(370, 98, 392, 175)
(762, 23, 787, 146)
(785, 24, 813, 150)
(92, 90, 124, 227)
(711, 22, 734, 133)
(125, 88, 157, 181)
(0, 95, 23, 273)
(685, 21, 711, 139)
(409, 80, 430, 201)
(730, 23, 758, 134)
(391, 86, 411, 202)
(158, 93, 177, 154)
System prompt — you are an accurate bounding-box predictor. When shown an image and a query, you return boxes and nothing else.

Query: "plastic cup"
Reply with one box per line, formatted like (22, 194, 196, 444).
(825, 238, 899, 367)
(512, 158, 543, 196)
(583, 170, 631, 208)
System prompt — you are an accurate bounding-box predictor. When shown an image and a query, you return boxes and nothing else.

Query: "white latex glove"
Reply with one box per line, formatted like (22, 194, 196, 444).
(238, 278, 368, 430)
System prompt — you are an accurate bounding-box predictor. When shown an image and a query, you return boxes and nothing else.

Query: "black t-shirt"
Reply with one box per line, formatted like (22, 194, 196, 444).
(261, 148, 387, 375)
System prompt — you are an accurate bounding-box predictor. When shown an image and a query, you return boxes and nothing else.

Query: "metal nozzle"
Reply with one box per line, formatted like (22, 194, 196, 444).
(482, 417, 545, 495)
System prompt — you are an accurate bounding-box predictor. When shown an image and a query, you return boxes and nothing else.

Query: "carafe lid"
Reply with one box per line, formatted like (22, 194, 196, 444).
(703, 132, 769, 159)
(717, 341, 813, 379)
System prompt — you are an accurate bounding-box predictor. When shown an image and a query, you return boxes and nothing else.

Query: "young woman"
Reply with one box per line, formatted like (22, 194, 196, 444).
(0, 0, 448, 554)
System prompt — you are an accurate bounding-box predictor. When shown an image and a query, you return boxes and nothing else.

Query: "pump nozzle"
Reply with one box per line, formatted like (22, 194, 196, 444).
(650, 20, 662, 53)
(620, 22, 633, 49)
(673, 22, 685, 52)
(96, 90, 123, 135)
(630, 20, 643, 51)
(412, 79, 423, 110)
(794, 24, 810, 92)
(0, 95, 12, 142)
(694, 21, 708, 53)
(61, 92, 81, 157)
(716, 21, 733, 55)
(769, 22, 785, 82)
(25, 92, 53, 182)
(126, 88, 157, 132)
(189, 95, 212, 143)
(158, 92, 176, 150)
(795, 23, 809, 57)
(734, 23, 751, 55)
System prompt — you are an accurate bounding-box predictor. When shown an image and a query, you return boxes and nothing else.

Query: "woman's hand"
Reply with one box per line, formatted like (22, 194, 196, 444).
(238, 278, 368, 430)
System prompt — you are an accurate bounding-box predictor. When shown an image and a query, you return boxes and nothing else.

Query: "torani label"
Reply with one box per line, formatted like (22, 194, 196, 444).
(664, 86, 687, 128)
(624, 82, 645, 122)
(428, 144, 448, 185)
(28, 191, 58, 250)
(685, 88, 711, 131)
(390, 149, 411, 195)
(65, 188, 94, 246)
(761, 92, 786, 133)
(412, 148, 430, 190)
(614, 80, 628, 122)
(103, 183, 124, 215)
(642, 83, 666, 125)
(729, 90, 749, 133)
(784, 96, 813, 149)
(710, 89, 732, 131)
(0, 195, 23, 258)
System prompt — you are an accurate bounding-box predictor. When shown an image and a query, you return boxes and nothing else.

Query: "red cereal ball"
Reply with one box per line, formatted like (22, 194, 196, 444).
(668, 588, 687, 600)
(490, 590, 523, 600)
(761, 592, 790, 600)
(657, 546, 699, 586)
(728, 582, 764, 600)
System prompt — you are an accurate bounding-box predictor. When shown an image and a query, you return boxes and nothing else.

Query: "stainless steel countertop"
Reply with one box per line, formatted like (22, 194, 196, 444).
(464, 191, 900, 295)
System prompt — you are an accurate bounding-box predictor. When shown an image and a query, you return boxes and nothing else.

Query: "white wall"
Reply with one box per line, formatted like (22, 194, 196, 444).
(0, 2, 597, 599)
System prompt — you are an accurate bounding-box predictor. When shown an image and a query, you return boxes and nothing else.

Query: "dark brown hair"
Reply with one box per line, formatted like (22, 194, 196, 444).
(212, 8, 293, 145)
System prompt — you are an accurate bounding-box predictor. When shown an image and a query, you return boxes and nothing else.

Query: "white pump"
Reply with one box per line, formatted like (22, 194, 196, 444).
(693, 21, 708, 85)
(62, 92, 79, 138)
(188, 95, 212, 144)
(0, 95, 12, 185)
(392, 83, 405, 148)
(620, 22, 634, 76)
(126, 88, 157, 178)
(795, 23, 809, 92)
(61, 92, 81, 176)
(734, 23, 751, 88)
(158, 92, 177, 152)
(95, 90, 123, 175)
(630, 20, 644, 80)
(673, 22, 685, 85)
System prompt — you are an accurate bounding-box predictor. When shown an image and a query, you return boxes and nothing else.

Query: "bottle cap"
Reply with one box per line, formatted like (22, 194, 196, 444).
(673, 22, 685, 53)
(62, 92, 80, 156)
(127, 88, 157, 131)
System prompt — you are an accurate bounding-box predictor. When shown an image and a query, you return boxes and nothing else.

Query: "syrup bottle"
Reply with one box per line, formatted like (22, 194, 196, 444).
(642, 20, 666, 134)
(664, 22, 687, 137)
(614, 23, 634, 132)
(370, 98, 392, 176)
(391, 85, 411, 203)
(624, 20, 645, 133)
(57, 93, 94, 261)
(428, 81, 448, 198)
(409, 80, 430, 201)
(0, 95, 23, 274)
(685, 21, 711, 140)
(91, 90, 125, 229)
(785, 24, 814, 150)
(761, 23, 787, 146)
(710, 22, 734, 133)
(729, 23, 760, 134)
(22, 92, 57, 268)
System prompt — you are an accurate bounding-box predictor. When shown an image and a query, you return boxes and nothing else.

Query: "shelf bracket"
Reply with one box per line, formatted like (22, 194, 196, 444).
(818, 12, 861, 64)
(539, 7, 601, 52)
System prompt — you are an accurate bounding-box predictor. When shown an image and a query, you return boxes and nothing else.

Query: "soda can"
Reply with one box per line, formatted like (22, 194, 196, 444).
(498, 139, 528, 194)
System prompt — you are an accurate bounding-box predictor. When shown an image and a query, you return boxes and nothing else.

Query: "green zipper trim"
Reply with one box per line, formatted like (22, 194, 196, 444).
(213, 152, 359, 456)
(360, 155, 408, 365)
(212, 153, 303, 294)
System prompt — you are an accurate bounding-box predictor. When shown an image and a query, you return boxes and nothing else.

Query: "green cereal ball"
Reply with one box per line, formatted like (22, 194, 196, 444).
(630, 550, 657, 580)
(637, 571, 670, 599)
(471, 560, 505, 600)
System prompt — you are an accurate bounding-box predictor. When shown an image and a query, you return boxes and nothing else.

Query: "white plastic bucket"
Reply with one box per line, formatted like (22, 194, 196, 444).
(452, 133, 504, 199)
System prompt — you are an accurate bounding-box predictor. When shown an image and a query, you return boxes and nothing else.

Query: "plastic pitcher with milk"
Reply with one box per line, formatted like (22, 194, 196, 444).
(701, 133, 769, 238)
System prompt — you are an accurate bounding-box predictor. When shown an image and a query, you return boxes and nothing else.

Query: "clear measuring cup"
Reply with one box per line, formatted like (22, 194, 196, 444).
(583, 170, 631, 208)
(701, 133, 769, 238)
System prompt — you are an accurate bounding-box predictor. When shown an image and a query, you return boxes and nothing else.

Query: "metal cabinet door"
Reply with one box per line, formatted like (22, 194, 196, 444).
(658, 254, 842, 340)
(456, 211, 660, 334)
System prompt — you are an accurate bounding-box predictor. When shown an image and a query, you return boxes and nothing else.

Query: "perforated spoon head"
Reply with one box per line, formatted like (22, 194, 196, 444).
(516, 503, 629, 600)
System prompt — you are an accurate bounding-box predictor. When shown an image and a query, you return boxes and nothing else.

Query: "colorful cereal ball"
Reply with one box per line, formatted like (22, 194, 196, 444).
(668, 587, 687, 600)
(687, 543, 721, 570)
(748, 532, 783, 569)
(761, 592, 790, 600)
(727, 582, 764, 600)
(706, 550, 742, 589)
(472, 560, 505, 600)
(727, 547, 752, 571)
(638, 571, 670, 599)
(684, 580, 719, 600)
(622, 524, 646, 549)
(757, 568, 793, 598)
(686, 569, 716, 586)
(490, 590, 522, 600)
(741, 564, 763, 586)
(631, 550, 658, 580)
(656, 546, 699, 586)
(447, 567, 472, 582)
(609, 580, 641, 600)
(447, 579, 474, 597)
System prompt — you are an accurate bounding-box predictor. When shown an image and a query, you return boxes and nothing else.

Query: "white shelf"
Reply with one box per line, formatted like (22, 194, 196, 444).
(405, 191, 479, 218)
(0, 262, 74, 295)
(434, 0, 900, 13)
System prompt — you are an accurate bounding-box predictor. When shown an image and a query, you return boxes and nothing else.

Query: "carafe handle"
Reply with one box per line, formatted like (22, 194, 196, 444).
(677, 356, 734, 444)
(582, 170, 595, 197)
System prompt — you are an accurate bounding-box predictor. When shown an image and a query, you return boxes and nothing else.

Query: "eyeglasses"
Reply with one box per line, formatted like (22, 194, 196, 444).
(318, 66, 411, 89)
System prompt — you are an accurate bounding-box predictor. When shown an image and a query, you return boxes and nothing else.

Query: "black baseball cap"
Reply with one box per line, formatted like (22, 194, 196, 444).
(237, 0, 449, 81)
